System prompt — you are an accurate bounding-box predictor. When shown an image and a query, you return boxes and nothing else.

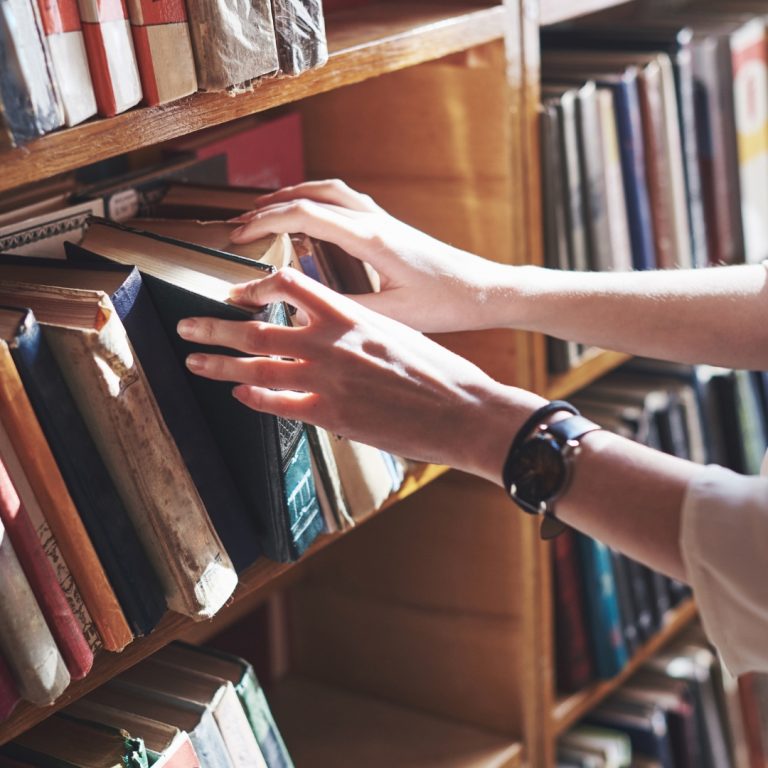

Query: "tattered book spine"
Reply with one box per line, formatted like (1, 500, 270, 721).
(270, 0, 328, 76)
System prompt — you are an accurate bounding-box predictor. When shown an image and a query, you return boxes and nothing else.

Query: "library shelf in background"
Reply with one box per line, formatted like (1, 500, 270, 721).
(0, 462, 449, 746)
(546, 349, 633, 400)
(0, 2, 505, 194)
(539, 0, 633, 26)
(551, 598, 699, 736)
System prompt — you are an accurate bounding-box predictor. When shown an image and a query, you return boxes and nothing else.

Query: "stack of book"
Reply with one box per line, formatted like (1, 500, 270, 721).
(0, 0, 328, 146)
(557, 628, 750, 768)
(541, 2, 768, 373)
(0, 642, 294, 767)
(554, 360, 768, 692)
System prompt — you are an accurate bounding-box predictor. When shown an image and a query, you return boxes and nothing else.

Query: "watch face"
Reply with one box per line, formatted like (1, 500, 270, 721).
(509, 435, 567, 506)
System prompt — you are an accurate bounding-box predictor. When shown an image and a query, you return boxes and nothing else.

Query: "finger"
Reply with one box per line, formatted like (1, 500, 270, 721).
(230, 200, 363, 225)
(177, 315, 306, 357)
(229, 267, 358, 324)
(233, 385, 322, 424)
(185, 354, 312, 391)
(253, 180, 379, 213)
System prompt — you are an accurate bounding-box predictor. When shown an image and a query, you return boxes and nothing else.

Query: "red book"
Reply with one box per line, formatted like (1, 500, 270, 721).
(0, 652, 21, 723)
(78, 0, 142, 116)
(0, 456, 93, 681)
(125, 0, 197, 106)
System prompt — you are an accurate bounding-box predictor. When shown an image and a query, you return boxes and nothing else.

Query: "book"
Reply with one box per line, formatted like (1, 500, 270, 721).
(154, 643, 294, 768)
(0, 712, 149, 767)
(0, 295, 166, 635)
(0, 0, 63, 145)
(0, 441, 93, 681)
(125, 0, 197, 106)
(0, 281, 238, 619)
(0, 257, 262, 574)
(72, 218, 325, 563)
(0, 512, 70, 706)
(270, 0, 328, 76)
(559, 725, 632, 767)
(118, 657, 267, 768)
(185, 0, 278, 90)
(77, 0, 142, 116)
(0, 307, 132, 651)
(35, 0, 97, 126)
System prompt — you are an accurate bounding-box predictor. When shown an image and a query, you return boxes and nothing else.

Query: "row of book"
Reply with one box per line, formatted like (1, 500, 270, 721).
(557, 628, 764, 768)
(0, 641, 295, 768)
(555, 360, 768, 692)
(0, 138, 406, 719)
(540, 2, 768, 372)
(0, 0, 327, 146)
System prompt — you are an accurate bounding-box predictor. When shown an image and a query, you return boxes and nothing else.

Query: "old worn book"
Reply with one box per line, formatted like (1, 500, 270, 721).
(72, 219, 325, 563)
(270, 0, 328, 75)
(0, 257, 260, 574)
(0, 512, 70, 706)
(119, 657, 267, 768)
(77, 0, 142, 115)
(0, 654, 20, 723)
(0, 712, 148, 767)
(186, 0, 278, 90)
(0, 281, 238, 619)
(0, 310, 131, 651)
(36, 0, 97, 125)
(0, 441, 93, 681)
(0, 0, 64, 144)
(156, 643, 294, 768)
(126, 0, 197, 106)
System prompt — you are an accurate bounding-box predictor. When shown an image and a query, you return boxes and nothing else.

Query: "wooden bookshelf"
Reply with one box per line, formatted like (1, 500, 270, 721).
(551, 599, 699, 736)
(0, 2, 504, 194)
(0, 463, 448, 745)
(546, 349, 633, 400)
(540, 0, 633, 26)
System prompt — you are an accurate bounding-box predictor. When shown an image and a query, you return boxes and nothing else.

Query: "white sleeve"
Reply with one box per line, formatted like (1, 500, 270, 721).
(680, 462, 768, 675)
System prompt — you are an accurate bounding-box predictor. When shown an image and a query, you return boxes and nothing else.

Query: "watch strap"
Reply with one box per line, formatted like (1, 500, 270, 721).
(545, 414, 602, 443)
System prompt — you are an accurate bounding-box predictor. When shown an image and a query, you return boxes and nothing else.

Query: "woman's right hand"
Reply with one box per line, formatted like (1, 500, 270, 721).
(229, 179, 510, 333)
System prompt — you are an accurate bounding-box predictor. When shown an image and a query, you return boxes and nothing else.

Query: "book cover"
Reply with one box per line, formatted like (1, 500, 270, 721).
(0, 512, 70, 706)
(185, 0, 278, 90)
(0, 438, 93, 681)
(0, 281, 237, 619)
(125, 0, 197, 106)
(0, 256, 262, 573)
(77, 0, 142, 116)
(0, 319, 132, 651)
(0, 0, 64, 144)
(0, 296, 167, 635)
(36, 0, 97, 125)
(72, 219, 325, 563)
(270, 0, 328, 76)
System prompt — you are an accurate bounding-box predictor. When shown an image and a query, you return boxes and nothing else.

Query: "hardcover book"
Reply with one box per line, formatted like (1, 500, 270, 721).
(0, 281, 238, 619)
(270, 0, 328, 76)
(72, 219, 325, 563)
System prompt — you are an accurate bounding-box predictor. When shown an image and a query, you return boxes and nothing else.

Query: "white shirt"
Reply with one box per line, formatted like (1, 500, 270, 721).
(680, 448, 768, 675)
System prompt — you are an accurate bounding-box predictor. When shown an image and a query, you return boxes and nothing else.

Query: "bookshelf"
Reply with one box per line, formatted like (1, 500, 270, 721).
(0, 0, 717, 766)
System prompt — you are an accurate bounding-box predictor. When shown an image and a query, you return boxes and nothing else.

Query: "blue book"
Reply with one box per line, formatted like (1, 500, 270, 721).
(576, 533, 629, 679)
(69, 218, 325, 563)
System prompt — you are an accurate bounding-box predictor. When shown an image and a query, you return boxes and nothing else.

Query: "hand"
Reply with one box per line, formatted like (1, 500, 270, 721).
(176, 267, 546, 483)
(228, 179, 510, 333)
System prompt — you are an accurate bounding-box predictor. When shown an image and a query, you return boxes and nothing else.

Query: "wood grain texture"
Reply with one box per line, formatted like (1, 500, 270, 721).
(0, 3, 504, 193)
(540, 0, 633, 26)
(546, 349, 633, 400)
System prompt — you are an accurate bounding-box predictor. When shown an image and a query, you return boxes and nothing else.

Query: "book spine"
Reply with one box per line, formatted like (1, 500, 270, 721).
(0, 344, 132, 651)
(0, 515, 70, 706)
(270, 0, 328, 76)
(36, 0, 97, 125)
(0, 454, 93, 680)
(77, 0, 142, 116)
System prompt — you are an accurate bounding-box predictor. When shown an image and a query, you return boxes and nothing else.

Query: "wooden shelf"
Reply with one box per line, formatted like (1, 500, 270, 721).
(551, 599, 698, 736)
(270, 676, 525, 768)
(546, 349, 632, 400)
(0, 462, 448, 746)
(539, 0, 634, 26)
(0, 2, 504, 194)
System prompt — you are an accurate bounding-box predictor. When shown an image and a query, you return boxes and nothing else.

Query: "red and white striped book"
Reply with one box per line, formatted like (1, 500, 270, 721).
(125, 0, 197, 106)
(36, 0, 97, 125)
(77, 0, 142, 116)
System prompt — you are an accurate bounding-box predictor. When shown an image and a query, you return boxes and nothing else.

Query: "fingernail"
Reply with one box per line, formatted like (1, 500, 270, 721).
(227, 215, 248, 223)
(232, 385, 248, 402)
(186, 354, 205, 371)
(229, 284, 247, 301)
(177, 318, 196, 337)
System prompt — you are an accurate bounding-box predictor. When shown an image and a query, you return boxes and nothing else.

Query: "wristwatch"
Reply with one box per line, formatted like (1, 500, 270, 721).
(503, 403, 601, 539)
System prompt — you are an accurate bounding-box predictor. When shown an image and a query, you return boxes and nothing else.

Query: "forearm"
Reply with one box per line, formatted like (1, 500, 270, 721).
(481, 263, 768, 370)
